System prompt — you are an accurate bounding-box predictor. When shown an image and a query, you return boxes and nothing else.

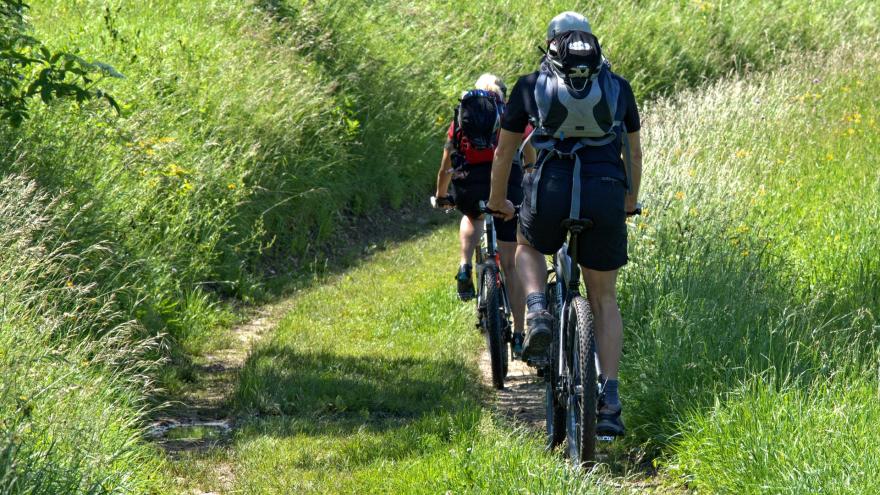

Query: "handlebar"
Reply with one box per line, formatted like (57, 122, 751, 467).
(430, 195, 455, 209)
(478, 200, 520, 217)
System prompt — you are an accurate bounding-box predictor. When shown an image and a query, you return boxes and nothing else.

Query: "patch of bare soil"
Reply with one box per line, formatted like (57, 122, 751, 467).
(479, 348, 546, 429)
(147, 299, 294, 493)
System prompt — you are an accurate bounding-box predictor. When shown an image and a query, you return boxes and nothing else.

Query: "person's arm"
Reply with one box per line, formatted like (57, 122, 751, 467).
(435, 142, 454, 199)
(487, 129, 521, 220)
(624, 131, 642, 213)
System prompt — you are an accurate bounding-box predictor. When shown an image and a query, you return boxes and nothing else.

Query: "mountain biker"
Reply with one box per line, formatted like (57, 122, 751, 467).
(487, 12, 643, 437)
(433, 73, 536, 354)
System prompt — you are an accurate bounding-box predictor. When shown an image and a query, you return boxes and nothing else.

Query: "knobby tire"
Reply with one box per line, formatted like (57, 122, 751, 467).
(545, 281, 566, 449)
(567, 295, 597, 467)
(483, 267, 507, 389)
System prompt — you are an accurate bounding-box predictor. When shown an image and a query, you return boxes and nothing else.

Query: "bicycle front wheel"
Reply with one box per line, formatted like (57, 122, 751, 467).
(566, 295, 597, 467)
(482, 267, 508, 389)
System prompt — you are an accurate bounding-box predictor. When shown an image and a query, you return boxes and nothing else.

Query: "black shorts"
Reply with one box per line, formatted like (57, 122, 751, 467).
(451, 164, 523, 243)
(519, 162, 627, 271)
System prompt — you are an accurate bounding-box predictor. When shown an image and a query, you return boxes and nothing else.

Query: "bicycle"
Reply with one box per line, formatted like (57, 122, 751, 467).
(542, 207, 641, 467)
(475, 200, 515, 390)
(430, 196, 514, 390)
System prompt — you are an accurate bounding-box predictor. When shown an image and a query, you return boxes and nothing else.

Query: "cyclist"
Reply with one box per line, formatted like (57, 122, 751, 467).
(487, 12, 643, 437)
(433, 73, 535, 353)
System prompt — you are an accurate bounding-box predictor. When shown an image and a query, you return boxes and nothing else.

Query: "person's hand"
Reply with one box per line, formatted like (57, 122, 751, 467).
(431, 195, 454, 210)
(625, 195, 639, 215)
(488, 199, 515, 221)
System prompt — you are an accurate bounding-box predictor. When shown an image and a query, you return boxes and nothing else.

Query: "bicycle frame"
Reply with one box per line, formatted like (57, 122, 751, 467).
(552, 222, 586, 411)
(475, 207, 513, 324)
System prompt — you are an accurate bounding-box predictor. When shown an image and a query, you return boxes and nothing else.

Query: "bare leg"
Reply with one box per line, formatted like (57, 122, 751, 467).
(515, 230, 547, 298)
(459, 215, 483, 266)
(582, 268, 622, 379)
(498, 241, 524, 333)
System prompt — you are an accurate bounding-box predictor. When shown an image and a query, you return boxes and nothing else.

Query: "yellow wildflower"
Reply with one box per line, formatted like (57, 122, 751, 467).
(181, 180, 194, 193)
(165, 163, 191, 177)
(741, 249, 750, 257)
(735, 149, 750, 159)
(675, 191, 685, 201)
(158, 137, 176, 144)
(826, 153, 834, 161)
(227, 183, 237, 190)
(66, 280, 74, 288)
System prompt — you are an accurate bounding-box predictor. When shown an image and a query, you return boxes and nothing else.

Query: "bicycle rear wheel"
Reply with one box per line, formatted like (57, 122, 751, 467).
(566, 295, 597, 467)
(482, 267, 508, 389)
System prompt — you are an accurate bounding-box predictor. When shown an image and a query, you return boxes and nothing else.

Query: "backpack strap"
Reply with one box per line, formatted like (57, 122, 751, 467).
(564, 142, 588, 220)
(526, 140, 589, 219)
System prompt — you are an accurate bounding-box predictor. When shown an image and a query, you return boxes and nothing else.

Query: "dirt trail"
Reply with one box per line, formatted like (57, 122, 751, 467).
(148, 299, 294, 492)
(480, 348, 673, 493)
(479, 348, 545, 429)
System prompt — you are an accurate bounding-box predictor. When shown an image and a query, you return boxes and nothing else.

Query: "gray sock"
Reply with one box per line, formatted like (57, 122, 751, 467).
(526, 292, 547, 313)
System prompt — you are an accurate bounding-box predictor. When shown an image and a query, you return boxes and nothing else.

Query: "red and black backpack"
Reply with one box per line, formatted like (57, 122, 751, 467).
(450, 89, 504, 168)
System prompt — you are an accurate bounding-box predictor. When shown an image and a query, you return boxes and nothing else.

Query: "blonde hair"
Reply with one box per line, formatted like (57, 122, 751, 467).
(474, 73, 506, 100)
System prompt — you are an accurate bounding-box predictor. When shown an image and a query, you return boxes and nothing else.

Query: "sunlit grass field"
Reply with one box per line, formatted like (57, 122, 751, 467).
(1, 0, 878, 492)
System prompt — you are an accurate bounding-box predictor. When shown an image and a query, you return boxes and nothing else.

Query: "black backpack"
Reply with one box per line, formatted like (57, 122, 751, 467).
(452, 89, 504, 154)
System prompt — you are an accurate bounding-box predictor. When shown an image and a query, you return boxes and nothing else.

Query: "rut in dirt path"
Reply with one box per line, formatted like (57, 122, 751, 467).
(147, 299, 294, 457)
(479, 348, 545, 429)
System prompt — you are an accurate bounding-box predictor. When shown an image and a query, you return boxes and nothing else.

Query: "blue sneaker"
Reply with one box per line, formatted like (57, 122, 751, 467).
(456, 265, 475, 302)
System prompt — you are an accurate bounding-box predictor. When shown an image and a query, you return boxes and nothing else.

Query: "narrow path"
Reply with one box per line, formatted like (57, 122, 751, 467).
(148, 299, 294, 492)
(480, 348, 676, 493)
(479, 348, 545, 429)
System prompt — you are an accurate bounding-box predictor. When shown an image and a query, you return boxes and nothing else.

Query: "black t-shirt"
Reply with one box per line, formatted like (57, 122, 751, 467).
(501, 71, 640, 180)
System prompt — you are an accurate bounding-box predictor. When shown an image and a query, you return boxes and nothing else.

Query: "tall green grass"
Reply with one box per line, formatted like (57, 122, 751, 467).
(0, 176, 166, 494)
(12, 0, 877, 351)
(2, 1, 877, 492)
(618, 40, 880, 492)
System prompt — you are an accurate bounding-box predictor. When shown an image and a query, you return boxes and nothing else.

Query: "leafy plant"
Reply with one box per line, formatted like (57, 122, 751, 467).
(0, 0, 121, 126)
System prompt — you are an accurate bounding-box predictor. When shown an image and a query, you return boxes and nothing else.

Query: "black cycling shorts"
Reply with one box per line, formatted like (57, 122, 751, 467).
(451, 163, 523, 243)
(519, 162, 627, 271)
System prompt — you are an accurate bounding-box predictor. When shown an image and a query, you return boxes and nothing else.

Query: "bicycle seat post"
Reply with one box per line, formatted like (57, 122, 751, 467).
(560, 218, 594, 292)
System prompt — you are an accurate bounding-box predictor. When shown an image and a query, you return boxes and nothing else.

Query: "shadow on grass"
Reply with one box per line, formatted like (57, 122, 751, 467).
(234, 345, 481, 427)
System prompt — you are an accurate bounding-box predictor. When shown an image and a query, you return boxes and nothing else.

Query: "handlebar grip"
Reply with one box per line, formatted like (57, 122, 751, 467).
(430, 196, 455, 208)
(626, 201, 643, 217)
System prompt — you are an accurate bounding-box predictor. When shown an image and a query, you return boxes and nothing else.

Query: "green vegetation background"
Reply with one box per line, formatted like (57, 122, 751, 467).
(0, 0, 878, 493)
